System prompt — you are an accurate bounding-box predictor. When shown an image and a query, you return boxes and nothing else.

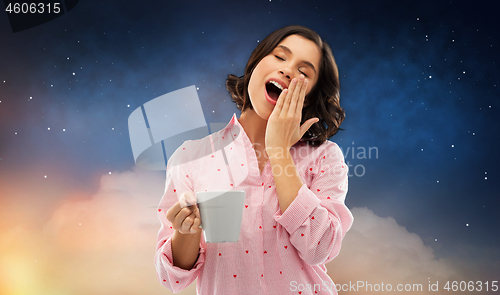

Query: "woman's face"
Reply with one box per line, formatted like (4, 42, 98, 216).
(247, 34, 321, 120)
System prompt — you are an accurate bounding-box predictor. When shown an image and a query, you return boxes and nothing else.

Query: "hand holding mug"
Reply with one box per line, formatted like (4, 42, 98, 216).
(166, 191, 201, 235)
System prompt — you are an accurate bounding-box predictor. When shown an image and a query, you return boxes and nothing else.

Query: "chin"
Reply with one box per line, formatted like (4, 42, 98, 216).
(248, 95, 272, 121)
(256, 109, 272, 121)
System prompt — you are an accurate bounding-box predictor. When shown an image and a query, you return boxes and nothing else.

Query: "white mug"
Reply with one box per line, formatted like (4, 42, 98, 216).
(196, 190, 245, 243)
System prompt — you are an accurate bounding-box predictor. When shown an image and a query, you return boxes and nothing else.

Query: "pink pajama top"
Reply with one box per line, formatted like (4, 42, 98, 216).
(155, 114, 353, 294)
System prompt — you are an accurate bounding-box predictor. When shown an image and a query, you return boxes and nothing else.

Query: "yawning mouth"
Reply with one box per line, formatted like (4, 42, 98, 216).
(265, 80, 284, 101)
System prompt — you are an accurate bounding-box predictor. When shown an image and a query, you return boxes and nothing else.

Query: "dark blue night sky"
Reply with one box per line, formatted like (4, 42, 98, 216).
(1, 0, 499, 289)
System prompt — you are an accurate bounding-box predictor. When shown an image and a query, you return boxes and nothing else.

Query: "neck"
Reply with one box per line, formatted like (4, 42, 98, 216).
(238, 109, 267, 150)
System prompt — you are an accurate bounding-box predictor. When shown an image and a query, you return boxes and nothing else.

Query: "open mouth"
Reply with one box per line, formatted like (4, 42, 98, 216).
(265, 81, 284, 101)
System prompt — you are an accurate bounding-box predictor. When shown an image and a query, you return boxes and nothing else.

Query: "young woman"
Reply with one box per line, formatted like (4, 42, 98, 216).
(155, 25, 353, 295)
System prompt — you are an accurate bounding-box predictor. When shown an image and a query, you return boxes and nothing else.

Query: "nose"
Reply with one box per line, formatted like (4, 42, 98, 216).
(278, 70, 291, 81)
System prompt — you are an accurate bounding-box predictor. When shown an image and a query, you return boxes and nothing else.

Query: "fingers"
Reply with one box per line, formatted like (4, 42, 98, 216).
(179, 191, 197, 208)
(299, 117, 319, 139)
(165, 201, 182, 223)
(283, 75, 307, 117)
(273, 74, 308, 118)
(167, 205, 191, 227)
(273, 88, 288, 117)
(171, 205, 201, 234)
(179, 191, 200, 219)
(289, 74, 307, 116)
(295, 77, 308, 116)
(189, 203, 200, 220)
(166, 191, 201, 234)
(166, 191, 197, 222)
(180, 211, 201, 234)
(281, 77, 297, 114)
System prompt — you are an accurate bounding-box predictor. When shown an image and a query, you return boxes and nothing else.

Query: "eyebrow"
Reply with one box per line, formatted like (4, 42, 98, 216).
(276, 45, 317, 75)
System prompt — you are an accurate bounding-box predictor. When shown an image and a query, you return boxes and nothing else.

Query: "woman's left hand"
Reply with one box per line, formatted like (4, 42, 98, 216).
(265, 74, 319, 157)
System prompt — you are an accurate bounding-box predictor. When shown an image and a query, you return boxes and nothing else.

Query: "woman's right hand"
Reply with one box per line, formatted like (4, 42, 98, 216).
(166, 191, 202, 235)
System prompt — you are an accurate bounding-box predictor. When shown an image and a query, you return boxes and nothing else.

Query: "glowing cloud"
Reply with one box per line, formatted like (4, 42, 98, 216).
(0, 171, 484, 295)
(327, 207, 471, 294)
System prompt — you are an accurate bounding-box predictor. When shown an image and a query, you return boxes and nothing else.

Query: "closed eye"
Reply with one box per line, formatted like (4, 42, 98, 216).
(275, 54, 309, 77)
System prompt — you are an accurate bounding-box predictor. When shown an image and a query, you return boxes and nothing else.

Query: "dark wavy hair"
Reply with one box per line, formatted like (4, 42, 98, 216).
(226, 25, 345, 147)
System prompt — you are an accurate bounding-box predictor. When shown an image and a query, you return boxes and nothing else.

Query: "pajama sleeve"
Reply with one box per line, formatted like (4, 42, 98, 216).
(273, 142, 353, 266)
(154, 141, 205, 293)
